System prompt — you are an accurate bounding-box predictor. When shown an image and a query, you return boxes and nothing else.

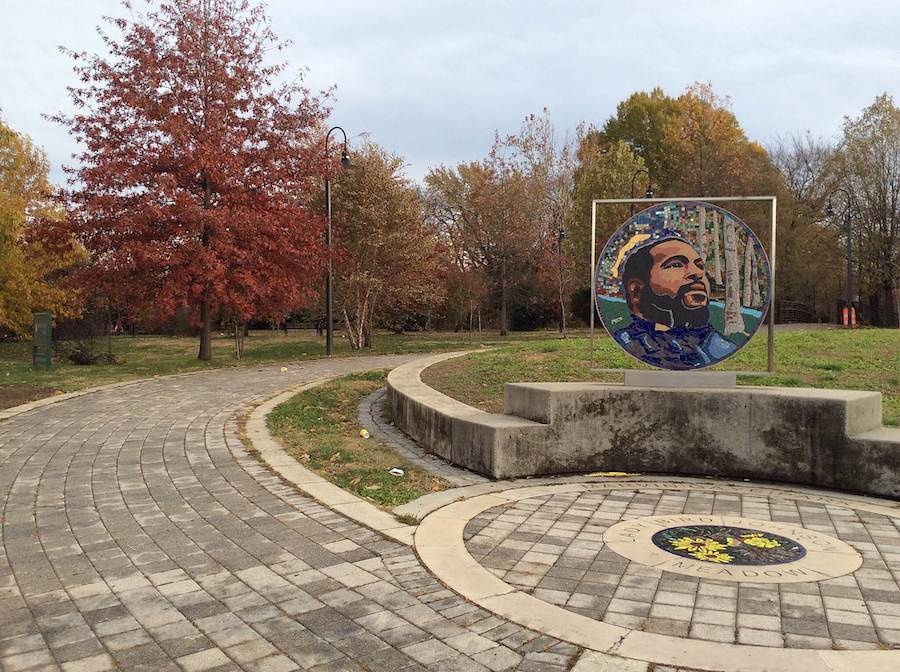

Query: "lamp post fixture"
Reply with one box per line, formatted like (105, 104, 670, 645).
(630, 168, 653, 215)
(825, 187, 854, 327)
(324, 126, 352, 356)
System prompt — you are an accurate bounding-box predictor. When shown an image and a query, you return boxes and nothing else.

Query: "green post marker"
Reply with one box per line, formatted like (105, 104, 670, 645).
(32, 312, 53, 369)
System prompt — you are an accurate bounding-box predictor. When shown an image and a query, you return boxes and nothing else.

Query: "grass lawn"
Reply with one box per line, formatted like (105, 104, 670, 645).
(422, 329, 900, 426)
(266, 371, 450, 508)
(0, 328, 570, 409)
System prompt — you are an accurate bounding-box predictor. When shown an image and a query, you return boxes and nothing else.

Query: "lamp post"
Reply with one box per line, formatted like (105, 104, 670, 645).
(825, 188, 854, 327)
(630, 168, 653, 215)
(324, 126, 352, 356)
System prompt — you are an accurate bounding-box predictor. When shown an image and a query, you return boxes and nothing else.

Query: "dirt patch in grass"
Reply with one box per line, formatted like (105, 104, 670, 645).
(0, 385, 63, 410)
(267, 371, 450, 507)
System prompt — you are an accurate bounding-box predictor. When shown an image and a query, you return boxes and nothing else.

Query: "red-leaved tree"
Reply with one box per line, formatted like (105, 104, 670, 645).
(50, 0, 331, 359)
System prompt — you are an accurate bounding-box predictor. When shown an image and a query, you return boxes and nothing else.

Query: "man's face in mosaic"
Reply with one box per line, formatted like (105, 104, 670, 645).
(624, 239, 711, 328)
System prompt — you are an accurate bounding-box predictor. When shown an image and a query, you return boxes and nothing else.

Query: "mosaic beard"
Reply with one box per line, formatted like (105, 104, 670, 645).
(639, 285, 710, 328)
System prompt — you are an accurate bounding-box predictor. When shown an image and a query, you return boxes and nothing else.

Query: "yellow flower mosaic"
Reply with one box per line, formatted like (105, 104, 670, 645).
(741, 533, 781, 549)
(671, 537, 734, 563)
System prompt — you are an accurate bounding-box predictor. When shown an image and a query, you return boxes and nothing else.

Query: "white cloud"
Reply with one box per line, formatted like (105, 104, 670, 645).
(2, 0, 898, 185)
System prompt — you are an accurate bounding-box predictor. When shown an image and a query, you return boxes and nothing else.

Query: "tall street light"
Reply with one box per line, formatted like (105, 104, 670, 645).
(324, 126, 352, 356)
(630, 168, 653, 215)
(825, 187, 854, 327)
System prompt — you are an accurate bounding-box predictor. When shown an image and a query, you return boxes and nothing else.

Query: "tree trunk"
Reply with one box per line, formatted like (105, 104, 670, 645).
(199, 171, 213, 361)
(751, 251, 761, 308)
(499, 263, 509, 336)
(198, 298, 212, 360)
(894, 287, 900, 329)
(365, 296, 377, 349)
(342, 308, 359, 349)
(557, 260, 567, 337)
(742, 239, 753, 307)
(723, 217, 743, 335)
(233, 319, 246, 360)
(698, 205, 707, 259)
(712, 211, 724, 288)
(107, 304, 113, 360)
(357, 289, 370, 348)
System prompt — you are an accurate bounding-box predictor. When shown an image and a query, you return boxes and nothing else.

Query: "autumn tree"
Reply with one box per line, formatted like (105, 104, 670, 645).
(769, 133, 843, 320)
(827, 94, 900, 327)
(0, 117, 81, 337)
(596, 84, 780, 200)
(50, 0, 330, 360)
(668, 84, 778, 198)
(595, 87, 681, 193)
(426, 158, 540, 335)
(496, 111, 578, 334)
(331, 143, 444, 348)
(584, 84, 786, 319)
(570, 138, 645, 288)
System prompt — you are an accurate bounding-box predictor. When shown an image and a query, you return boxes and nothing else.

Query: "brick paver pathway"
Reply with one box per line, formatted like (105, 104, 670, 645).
(0, 357, 581, 672)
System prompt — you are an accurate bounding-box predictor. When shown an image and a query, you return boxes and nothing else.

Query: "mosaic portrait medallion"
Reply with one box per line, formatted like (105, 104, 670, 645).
(604, 515, 861, 584)
(594, 201, 770, 370)
(650, 525, 806, 565)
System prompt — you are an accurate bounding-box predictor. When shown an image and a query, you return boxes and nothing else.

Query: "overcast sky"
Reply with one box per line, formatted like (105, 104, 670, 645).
(2, 0, 899, 186)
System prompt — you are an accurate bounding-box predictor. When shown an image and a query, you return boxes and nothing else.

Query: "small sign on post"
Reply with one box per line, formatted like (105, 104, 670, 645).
(32, 312, 53, 369)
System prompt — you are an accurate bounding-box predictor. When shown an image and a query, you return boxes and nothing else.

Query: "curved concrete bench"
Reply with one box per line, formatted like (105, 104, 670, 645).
(386, 351, 548, 475)
(388, 351, 900, 499)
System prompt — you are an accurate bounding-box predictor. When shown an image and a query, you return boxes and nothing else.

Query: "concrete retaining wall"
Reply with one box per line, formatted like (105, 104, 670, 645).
(387, 354, 900, 498)
(501, 382, 899, 497)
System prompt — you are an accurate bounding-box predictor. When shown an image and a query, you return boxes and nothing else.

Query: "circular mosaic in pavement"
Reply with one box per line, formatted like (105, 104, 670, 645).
(459, 482, 900, 651)
(604, 515, 861, 583)
(652, 525, 806, 564)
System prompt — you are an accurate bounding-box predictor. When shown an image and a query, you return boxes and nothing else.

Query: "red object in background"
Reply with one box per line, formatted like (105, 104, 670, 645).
(842, 307, 858, 328)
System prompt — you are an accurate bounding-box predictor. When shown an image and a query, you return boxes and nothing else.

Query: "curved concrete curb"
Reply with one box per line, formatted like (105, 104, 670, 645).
(415, 479, 900, 672)
(398, 472, 900, 520)
(387, 350, 545, 475)
(245, 378, 416, 546)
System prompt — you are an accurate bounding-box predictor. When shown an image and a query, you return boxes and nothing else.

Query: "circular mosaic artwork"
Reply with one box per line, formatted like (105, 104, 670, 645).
(650, 525, 806, 565)
(452, 481, 900, 657)
(594, 201, 770, 370)
(604, 514, 861, 584)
